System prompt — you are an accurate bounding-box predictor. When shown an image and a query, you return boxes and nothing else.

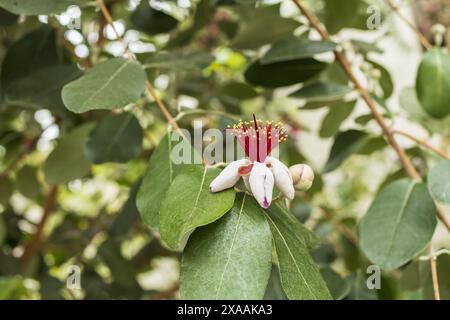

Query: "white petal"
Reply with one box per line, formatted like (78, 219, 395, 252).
(266, 156, 295, 200)
(249, 162, 274, 208)
(210, 159, 248, 192)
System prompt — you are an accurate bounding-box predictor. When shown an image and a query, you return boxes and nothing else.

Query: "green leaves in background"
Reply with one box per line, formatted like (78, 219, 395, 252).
(0, 176, 14, 206)
(416, 48, 450, 118)
(231, 4, 300, 49)
(0, 26, 78, 111)
(144, 51, 213, 72)
(0, 0, 84, 15)
(16, 166, 40, 199)
(85, 113, 143, 164)
(319, 101, 355, 138)
(5, 65, 81, 110)
(360, 179, 437, 270)
(265, 202, 331, 300)
(290, 81, 353, 103)
(324, 130, 386, 172)
(160, 166, 236, 250)
(245, 58, 326, 88)
(320, 266, 351, 300)
(262, 37, 336, 64)
(421, 253, 450, 299)
(131, 1, 178, 36)
(323, 0, 369, 34)
(43, 123, 95, 184)
(137, 133, 188, 228)
(180, 194, 271, 299)
(0, 7, 17, 26)
(62, 58, 147, 113)
(428, 160, 450, 205)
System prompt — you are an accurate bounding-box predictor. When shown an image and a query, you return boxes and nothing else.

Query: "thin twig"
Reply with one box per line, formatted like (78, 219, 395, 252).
(393, 129, 449, 160)
(21, 186, 59, 262)
(386, 0, 433, 50)
(429, 244, 441, 300)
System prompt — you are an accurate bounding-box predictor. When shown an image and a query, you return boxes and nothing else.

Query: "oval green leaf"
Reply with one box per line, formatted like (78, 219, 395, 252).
(43, 123, 95, 184)
(61, 58, 147, 113)
(159, 166, 236, 250)
(245, 59, 326, 88)
(360, 179, 437, 270)
(0, 0, 85, 15)
(428, 160, 450, 205)
(180, 194, 272, 299)
(85, 113, 143, 164)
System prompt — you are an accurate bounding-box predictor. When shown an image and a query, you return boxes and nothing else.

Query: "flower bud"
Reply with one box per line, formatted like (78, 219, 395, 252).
(289, 164, 314, 191)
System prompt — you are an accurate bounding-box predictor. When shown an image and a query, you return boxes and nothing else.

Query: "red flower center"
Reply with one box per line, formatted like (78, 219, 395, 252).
(227, 115, 288, 163)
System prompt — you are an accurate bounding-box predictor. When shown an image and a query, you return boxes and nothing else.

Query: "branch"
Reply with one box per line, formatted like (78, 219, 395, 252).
(21, 186, 59, 262)
(386, 0, 432, 50)
(429, 244, 441, 300)
(393, 129, 449, 160)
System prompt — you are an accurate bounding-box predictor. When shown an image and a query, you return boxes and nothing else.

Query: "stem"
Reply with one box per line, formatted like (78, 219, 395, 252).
(291, 0, 450, 235)
(429, 244, 441, 300)
(21, 186, 59, 262)
(393, 130, 449, 160)
(386, 0, 433, 50)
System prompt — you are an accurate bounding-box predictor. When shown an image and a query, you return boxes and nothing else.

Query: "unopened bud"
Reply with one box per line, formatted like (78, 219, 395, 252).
(289, 164, 315, 191)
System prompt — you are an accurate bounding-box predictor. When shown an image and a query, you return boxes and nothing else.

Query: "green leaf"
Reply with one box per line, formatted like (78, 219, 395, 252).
(323, 0, 369, 34)
(323, 130, 367, 172)
(218, 81, 259, 114)
(428, 160, 450, 205)
(360, 179, 437, 270)
(159, 166, 236, 250)
(131, 2, 178, 35)
(264, 266, 288, 300)
(4, 65, 81, 110)
(0, 0, 85, 15)
(0, 176, 14, 206)
(0, 7, 17, 26)
(43, 123, 94, 184)
(61, 58, 147, 113)
(319, 101, 355, 138)
(265, 207, 332, 299)
(267, 201, 320, 250)
(16, 166, 40, 199)
(231, 4, 300, 49)
(290, 81, 353, 102)
(368, 60, 394, 98)
(416, 48, 450, 118)
(0, 276, 26, 299)
(180, 194, 272, 299)
(109, 182, 141, 238)
(144, 51, 213, 71)
(1, 26, 64, 98)
(0, 214, 5, 247)
(320, 266, 351, 300)
(245, 59, 326, 88)
(85, 113, 143, 164)
(137, 132, 193, 229)
(262, 37, 336, 64)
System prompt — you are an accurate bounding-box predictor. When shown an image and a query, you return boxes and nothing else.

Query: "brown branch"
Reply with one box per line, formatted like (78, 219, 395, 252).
(21, 186, 59, 262)
(393, 129, 449, 160)
(429, 244, 441, 300)
(0, 135, 39, 179)
(386, 0, 433, 50)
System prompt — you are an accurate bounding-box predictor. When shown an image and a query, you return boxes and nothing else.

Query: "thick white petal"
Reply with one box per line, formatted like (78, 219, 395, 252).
(210, 159, 248, 192)
(266, 156, 295, 200)
(249, 162, 274, 208)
